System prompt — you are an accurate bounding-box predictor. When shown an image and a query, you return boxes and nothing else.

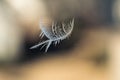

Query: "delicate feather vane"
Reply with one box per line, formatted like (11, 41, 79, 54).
(30, 18, 74, 52)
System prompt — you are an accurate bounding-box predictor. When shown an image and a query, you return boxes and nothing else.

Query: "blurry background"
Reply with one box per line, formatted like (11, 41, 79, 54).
(0, 0, 120, 80)
(0, 0, 114, 63)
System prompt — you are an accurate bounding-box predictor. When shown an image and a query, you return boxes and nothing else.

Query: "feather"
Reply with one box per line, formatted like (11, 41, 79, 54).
(30, 18, 74, 52)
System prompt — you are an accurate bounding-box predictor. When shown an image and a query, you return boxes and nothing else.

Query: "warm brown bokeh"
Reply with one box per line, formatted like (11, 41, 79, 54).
(0, 0, 120, 80)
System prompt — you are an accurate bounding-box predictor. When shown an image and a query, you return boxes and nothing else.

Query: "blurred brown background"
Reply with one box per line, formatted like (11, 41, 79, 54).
(0, 0, 120, 80)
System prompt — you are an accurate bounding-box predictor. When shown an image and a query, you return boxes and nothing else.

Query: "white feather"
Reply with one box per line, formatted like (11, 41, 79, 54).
(30, 18, 74, 52)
